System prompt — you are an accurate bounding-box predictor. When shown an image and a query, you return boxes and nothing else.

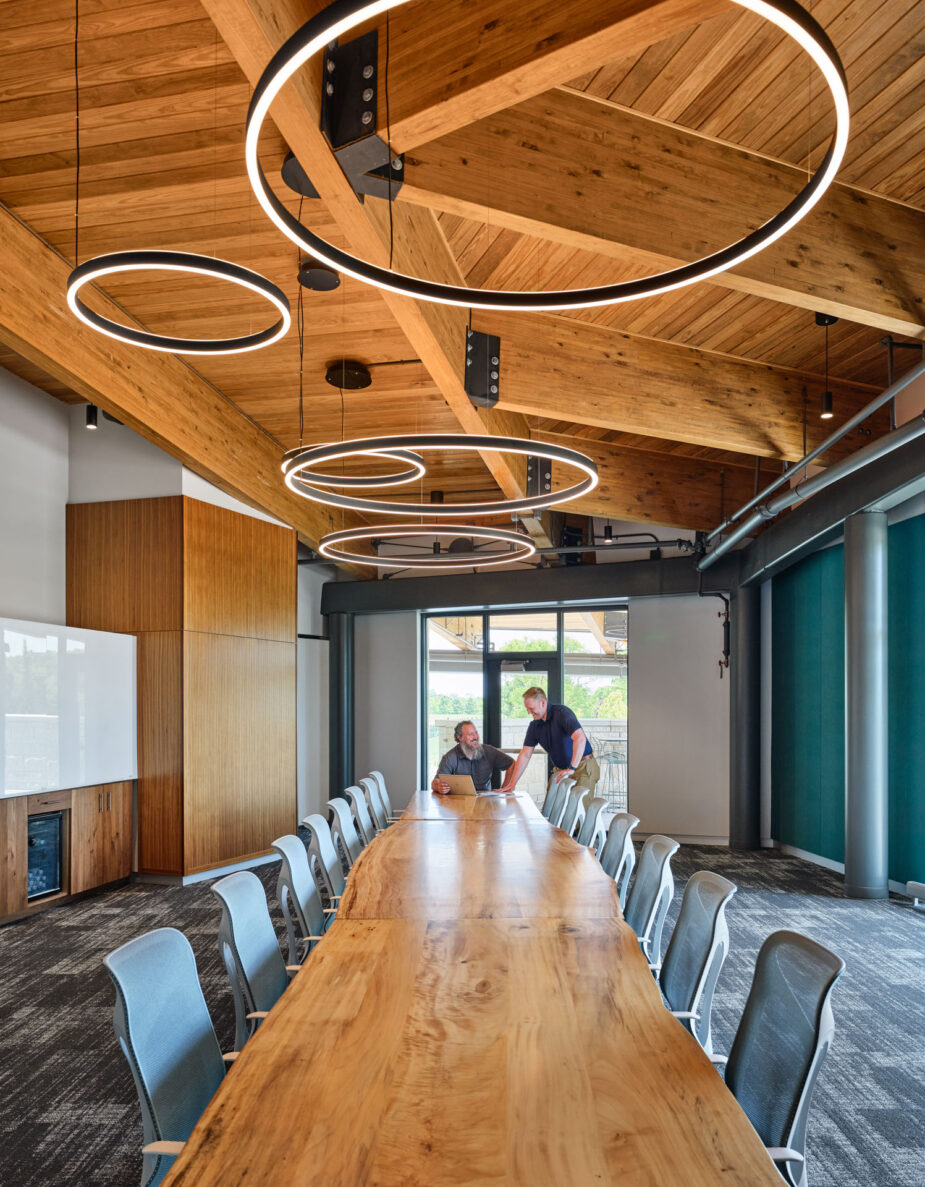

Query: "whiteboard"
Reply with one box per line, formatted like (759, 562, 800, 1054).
(1, 617, 137, 797)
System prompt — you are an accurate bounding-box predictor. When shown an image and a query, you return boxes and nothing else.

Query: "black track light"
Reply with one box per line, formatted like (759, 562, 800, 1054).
(85, 404, 99, 430)
(603, 524, 613, 543)
(815, 311, 839, 421)
(821, 390, 834, 420)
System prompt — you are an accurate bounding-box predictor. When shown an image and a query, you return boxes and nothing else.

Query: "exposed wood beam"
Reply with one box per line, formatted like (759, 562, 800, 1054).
(479, 311, 885, 462)
(379, 0, 730, 152)
(400, 89, 925, 339)
(532, 429, 757, 531)
(0, 202, 354, 556)
(199, 0, 552, 546)
(578, 611, 615, 655)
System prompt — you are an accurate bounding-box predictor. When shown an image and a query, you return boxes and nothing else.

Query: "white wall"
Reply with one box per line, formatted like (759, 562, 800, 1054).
(0, 368, 69, 623)
(354, 611, 421, 809)
(298, 638, 329, 820)
(627, 595, 730, 843)
(68, 405, 181, 503)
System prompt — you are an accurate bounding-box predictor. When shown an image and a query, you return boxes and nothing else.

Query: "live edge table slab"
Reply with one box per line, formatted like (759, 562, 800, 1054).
(164, 797, 782, 1187)
(401, 788, 545, 823)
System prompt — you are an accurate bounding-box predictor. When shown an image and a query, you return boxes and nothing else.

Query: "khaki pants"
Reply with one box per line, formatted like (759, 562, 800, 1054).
(554, 753, 600, 798)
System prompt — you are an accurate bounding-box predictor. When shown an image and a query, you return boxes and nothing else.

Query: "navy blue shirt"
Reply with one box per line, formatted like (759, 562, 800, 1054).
(524, 703, 592, 770)
(436, 743, 513, 791)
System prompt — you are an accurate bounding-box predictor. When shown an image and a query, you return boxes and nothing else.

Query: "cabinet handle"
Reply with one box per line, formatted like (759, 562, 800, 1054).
(107, 791, 112, 811)
(98, 792, 103, 813)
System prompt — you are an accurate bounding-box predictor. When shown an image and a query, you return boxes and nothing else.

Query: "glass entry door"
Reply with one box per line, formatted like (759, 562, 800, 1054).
(485, 655, 561, 804)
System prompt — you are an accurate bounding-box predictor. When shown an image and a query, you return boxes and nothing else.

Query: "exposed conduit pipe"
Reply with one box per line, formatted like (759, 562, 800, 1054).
(704, 359, 925, 548)
(697, 405, 925, 572)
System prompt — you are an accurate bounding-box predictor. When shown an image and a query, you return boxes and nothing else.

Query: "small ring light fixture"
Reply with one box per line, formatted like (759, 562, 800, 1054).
(66, 251, 291, 355)
(318, 523, 537, 570)
(282, 445, 427, 489)
(282, 434, 598, 517)
(245, 0, 850, 312)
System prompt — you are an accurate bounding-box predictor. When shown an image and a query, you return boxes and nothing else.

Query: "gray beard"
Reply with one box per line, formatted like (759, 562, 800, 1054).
(459, 741, 485, 761)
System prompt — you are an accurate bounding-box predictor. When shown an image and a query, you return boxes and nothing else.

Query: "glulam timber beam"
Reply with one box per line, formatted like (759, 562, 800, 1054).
(200, 0, 552, 546)
(0, 203, 350, 553)
(378, 0, 730, 152)
(400, 89, 925, 338)
(532, 429, 757, 531)
(481, 311, 884, 462)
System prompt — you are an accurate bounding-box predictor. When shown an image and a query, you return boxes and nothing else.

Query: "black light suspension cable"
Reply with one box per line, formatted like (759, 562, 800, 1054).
(245, 0, 850, 313)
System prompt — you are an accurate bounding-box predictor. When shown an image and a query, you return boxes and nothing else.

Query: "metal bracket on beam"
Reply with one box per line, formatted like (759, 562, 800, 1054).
(526, 456, 553, 500)
(320, 30, 403, 202)
(464, 329, 501, 408)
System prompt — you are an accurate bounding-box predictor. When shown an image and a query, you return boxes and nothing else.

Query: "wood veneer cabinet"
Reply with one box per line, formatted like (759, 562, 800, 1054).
(67, 495, 297, 877)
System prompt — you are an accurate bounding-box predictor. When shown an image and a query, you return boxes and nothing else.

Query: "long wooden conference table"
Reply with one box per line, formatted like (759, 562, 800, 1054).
(164, 790, 781, 1185)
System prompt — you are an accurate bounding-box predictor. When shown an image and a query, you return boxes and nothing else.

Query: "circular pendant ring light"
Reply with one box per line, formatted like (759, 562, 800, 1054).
(246, 0, 849, 313)
(66, 251, 291, 355)
(319, 523, 537, 570)
(282, 434, 598, 517)
(282, 445, 426, 488)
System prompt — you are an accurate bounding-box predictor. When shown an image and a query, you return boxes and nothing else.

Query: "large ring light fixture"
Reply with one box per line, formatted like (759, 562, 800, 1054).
(281, 445, 426, 488)
(66, 251, 291, 354)
(319, 523, 537, 569)
(246, 0, 849, 312)
(282, 434, 598, 517)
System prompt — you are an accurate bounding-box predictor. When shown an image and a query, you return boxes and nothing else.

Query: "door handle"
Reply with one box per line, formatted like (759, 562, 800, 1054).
(107, 791, 112, 811)
(98, 792, 103, 813)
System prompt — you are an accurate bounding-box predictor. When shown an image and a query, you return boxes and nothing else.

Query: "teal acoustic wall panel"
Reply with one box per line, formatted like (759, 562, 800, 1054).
(771, 545, 845, 863)
(887, 515, 925, 885)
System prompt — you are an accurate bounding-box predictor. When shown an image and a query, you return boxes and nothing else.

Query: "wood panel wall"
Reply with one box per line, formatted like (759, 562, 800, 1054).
(67, 495, 297, 877)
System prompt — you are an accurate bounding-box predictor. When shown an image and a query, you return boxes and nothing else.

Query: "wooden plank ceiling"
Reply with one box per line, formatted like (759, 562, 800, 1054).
(0, 0, 921, 551)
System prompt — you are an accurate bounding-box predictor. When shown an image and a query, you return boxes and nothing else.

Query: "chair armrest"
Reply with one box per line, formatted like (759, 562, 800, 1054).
(143, 1141, 185, 1156)
(246, 1011, 269, 1020)
(298, 935, 326, 943)
(222, 1052, 239, 1063)
(669, 1010, 700, 1020)
(285, 965, 301, 974)
(767, 1148, 805, 1164)
(710, 1054, 728, 1065)
(322, 907, 337, 914)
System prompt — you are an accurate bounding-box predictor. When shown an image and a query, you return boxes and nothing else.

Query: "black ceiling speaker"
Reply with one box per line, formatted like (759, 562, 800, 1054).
(299, 259, 340, 291)
(325, 360, 372, 390)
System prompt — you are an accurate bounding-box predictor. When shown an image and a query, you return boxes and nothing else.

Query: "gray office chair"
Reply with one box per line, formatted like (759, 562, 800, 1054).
(359, 774, 394, 830)
(658, 871, 737, 1056)
(546, 775, 574, 828)
(560, 784, 589, 837)
(623, 833, 680, 972)
(598, 811, 639, 906)
(104, 927, 233, 1187)
(327, 797, 364, 869)
(576, 795, 607, 854)
(369, 770, 397, 820)
(271, 834, 333, 965)
(212, 870, 299, 1051)
(344, 784, 378, 846)
(540, 771, 559, 818)
(722, 930, 845, 1187)
(301, 812, 346, 905)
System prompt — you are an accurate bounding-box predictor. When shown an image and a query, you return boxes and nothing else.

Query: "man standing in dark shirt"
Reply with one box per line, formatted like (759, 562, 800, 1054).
(432, 720, 514, 793)
(499, 686, 600, 799)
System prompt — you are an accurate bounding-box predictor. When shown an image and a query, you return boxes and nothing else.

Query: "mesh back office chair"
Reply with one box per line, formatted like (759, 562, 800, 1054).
(327, 798, 364, 870)
(576, 796, 607, 854)
(369, 770, 396, 819)
(359, 775, 391, 831)
(724, 930, 845, 1187)
(658, 871, 737, 1056)
(598, 812, 640, 906)
(104, 928, 230, 1187)
(344, 785, 378, 845)
(301, 812, 346, 904)
(271, 834, 331, 966)
(623, 834, 680, 971)
(546, 776, 574, 828)
(560, 784, 589, 836)
(212, 871, 298, 1051)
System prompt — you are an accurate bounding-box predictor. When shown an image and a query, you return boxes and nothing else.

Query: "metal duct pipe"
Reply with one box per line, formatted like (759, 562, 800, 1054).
(698, 410, 925, 571)
(705, 359, 925, 546)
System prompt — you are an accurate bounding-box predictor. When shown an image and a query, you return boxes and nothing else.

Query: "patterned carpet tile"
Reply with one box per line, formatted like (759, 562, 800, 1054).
(0, 850, 922, 1186)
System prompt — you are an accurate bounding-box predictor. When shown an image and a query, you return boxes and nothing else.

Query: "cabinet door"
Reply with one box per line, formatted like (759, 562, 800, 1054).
(70, 786, 105, 894)
(102, 783, 132, 883)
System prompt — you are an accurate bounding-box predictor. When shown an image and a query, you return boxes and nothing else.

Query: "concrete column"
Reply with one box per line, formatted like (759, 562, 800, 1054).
(327, 611, 354, 799)
(844, 511, 889, 898)
(730, 584, 762, 849)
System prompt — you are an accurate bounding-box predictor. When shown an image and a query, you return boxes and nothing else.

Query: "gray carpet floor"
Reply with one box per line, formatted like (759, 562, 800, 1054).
(0, 846, 922, 1186)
